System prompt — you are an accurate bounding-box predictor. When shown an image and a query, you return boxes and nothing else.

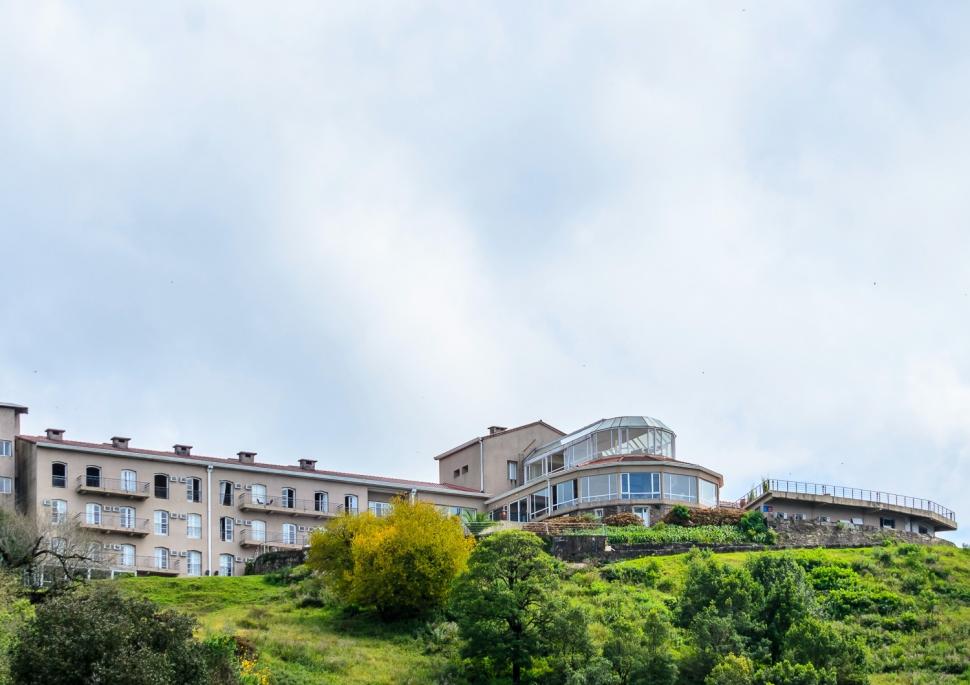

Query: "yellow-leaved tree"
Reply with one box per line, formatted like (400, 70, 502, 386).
(307, 497, 473, 619)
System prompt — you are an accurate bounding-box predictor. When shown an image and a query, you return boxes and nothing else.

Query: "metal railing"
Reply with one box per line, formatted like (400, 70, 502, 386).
(237, 492, 332, 514)
(75, 512, 150, 532)
(75, 475, 150, 494)
(238, 529, 311, 547)
(109, 554, 181, 572)
(743, 479, 956, 522)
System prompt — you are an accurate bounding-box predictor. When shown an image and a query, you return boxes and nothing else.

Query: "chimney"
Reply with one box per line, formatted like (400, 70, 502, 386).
(488, 426, 507, 435)
(298, 458, 317, 471)
(237, 451, 257, 464)
(111, 436, 131, 449)
(173, 444, 192, 456)
(45, 428, 65, 441)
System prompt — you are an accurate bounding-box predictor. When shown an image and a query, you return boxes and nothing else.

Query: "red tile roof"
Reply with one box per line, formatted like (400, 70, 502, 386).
(17, 435, 485, 494)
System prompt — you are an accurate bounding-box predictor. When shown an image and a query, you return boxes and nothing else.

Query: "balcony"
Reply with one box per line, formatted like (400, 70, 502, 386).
(742, 479, 957, 531)
(237, 492, 332, 518)
(75, 475, 150, 500)
(76, 512, 150, 537)
(109, 555, 181, 576)
(238, 529, 311, 549)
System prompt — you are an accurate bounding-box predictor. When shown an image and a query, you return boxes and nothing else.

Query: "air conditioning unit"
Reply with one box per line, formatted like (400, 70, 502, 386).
(235, 518, 243, 525)
(234, 483, 242, 490)
(178, 477, 188, 483)
(178, 513, 187, 520)
(818, 516, 831, 523)
(42, 499, 51, 506)
(169, 549, 179, 555)
(775, 512, 789, 520)
(793, 513, 806, 521)
(169, 476, 178, 482)
(110, 544, 121, 551)
(244, 485, 252, 490)
(298, 526, 308, 532)
(244, 520, 252, 526)
(179, 551, 187, 557)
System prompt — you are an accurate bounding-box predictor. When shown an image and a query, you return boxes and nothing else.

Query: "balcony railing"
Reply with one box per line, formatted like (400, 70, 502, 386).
(238, 529, 311, 548)
(237, 493, 332, 517)
(75, 512, 150, 535)
(75, 475, 150, 499)
(743, 479, 956, 522)
(108, 554, 181, 575)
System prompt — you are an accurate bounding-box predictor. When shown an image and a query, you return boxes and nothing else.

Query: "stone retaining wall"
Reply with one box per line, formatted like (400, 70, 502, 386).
(247, 549, 307, 575)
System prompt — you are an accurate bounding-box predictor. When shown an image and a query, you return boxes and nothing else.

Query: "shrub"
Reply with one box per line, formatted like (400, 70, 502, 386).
(706, 654, 756, 685)
(565, 523, 748, 545)
(783, 618, 869, 685)
(601, 558, 661, 586)
(754, 660, 837, 685)
(824, 587, 909, 619)
(9, 585, 225, 685)
(308, 498, 472, 619)
(687, 508, 746, 527)
(665, 504, 693, 526)
(602, 512, 644, 527)
(739, 511, 776, 544)
(808, 566, 861, 592)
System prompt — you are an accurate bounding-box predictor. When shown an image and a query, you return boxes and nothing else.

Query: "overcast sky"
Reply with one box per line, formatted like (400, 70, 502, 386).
(1, 2, 968, 542)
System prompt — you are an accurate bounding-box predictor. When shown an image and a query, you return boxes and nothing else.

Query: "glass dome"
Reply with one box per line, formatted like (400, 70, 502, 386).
(523, 416, 676, 484)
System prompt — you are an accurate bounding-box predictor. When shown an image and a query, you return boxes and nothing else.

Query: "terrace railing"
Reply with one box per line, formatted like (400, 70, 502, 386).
(743, 479, 955, 522)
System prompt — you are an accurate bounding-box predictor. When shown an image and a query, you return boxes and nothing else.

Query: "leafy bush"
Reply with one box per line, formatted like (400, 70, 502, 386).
(706, 654, 756, 685)
(565, 523, 748, 545)
(739, 511, 777, 544)
(665, 504, 693, 526)
(673, 507, 745, 527)
(9, 585, 228, 684)
(808, 565, 861, 592)
(308, 498, 472, 619)
(754, 660, 837, 685)
(824, 587, 910, 619)
(601, 512, 644, 527)
(601, 558, 661, 586)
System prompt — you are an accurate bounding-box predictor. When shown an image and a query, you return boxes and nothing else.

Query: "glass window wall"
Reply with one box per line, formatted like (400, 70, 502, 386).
(621, 472, 661, 499)
(699, 479, 718, 507)
(664, 473, 697, 502)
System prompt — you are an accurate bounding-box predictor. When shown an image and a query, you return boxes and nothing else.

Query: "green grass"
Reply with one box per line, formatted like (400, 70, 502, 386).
(116, 545, 970, 685)
(115, 575, 447, 685)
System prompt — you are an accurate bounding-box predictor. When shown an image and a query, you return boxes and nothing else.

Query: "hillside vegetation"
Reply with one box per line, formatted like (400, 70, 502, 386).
(115, 543, 970, 685)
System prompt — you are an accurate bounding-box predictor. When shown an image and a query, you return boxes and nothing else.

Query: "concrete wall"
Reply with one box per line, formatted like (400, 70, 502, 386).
(0, 407, 21, 509)
(757, 498, 941, 535)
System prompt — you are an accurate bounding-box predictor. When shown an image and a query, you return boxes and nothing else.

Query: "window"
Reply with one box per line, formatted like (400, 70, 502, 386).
(621, 472, 661, 499)
(219, 481, 233, 506)
(461, 465, 469, 474)
(554, 480, 576, 508)
(281, 487, 295, 509)
(51, 462, 67, 488)
(593, 508, 605, 519)
(453, 469, 460, 479)
(880, 517, 896, 529)
(918, 525, 929, 535)
(187, 550, 202, 576)
(118, 506, 135, 529)
(251, 483, 267, 505)
(186, 477, 201, 503)
(154, 510, 169, 536)
(282, 523, 297, 545)
(220, 516, 233, 542)
(663, 474, 697, 503)
(314, 491, 329, 513)
(633, 506, 651, 525)
(530, 487, 550, 518)
(154, 474, 169, 499)
(50, 537, 66, 554)
(507, 461, 518, 481)
(508, 497, 528, 522)
(85, 503, 102, 525)
(154, 547, 170, 570)
(251, 520, 266, 542)
(119, 544, 135, 567)
(580, 474, 615, 502)
(0, 440, 11, 457)
(186, 513, 202, 539)
(699, 479, 718, 507)
(219, 553, 234, 576)
(525, 460, 546, 483)
(121, 469, 137, 493)
(0, 477, 11, 494)
(50, 499, 67, 523)
(369, 501, 392, 517)
(344, 495, 358, 513)
(85, 466, 101, 487)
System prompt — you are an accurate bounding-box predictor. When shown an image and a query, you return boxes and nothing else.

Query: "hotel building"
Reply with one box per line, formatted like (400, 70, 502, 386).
(0, 402, 956, 577)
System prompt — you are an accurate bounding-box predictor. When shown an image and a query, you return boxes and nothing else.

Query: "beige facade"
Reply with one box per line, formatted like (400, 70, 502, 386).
(14, 431, 486, 577)
(0, 404, 27, 509)
(435, 421, 565, 495)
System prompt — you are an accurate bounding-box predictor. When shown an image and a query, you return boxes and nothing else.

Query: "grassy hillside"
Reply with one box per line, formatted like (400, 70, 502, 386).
(117, 544, 970, 685)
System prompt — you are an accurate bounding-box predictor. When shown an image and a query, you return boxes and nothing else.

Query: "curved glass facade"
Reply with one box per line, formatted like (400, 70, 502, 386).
(523, 417, 676, 484)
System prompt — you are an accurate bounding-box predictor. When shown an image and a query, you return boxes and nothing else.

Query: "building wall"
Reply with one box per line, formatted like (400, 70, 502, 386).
(757, 498, 938, 535)
(437, 423, 564, 495)
(0, 407, 21, 508)
(19, 439, 485, 577)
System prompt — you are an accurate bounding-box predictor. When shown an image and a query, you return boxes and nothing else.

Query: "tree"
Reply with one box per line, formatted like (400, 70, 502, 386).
(461, 510, 497, 536)
(783, 618, 869, 685)
(602, 605, 678, 685)
(0, 573, 33, 685)
(747, 556, 815, 659)
(450, 530, 566, 684)
(9, 584, 221, 684)
(307, 498, 473, 618)
(0, 509, 101, 597)
(706, 655, 756, 685)
(753, 660, 837, 685)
